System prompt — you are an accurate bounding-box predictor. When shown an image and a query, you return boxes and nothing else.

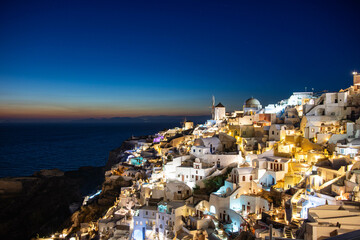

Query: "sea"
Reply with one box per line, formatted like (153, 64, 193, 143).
(0, 122, 184, 178)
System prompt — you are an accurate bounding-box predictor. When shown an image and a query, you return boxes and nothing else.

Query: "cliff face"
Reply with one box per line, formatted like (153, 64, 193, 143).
(65, 176, 132, 236)
(0, 138, 135, 240)
(105, 140, 135, 170)
(0, 166, 104, 240)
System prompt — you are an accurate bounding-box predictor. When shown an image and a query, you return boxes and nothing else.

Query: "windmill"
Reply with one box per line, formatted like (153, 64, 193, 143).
(181, 117, 187, 128)
(211, 95, 215, 120)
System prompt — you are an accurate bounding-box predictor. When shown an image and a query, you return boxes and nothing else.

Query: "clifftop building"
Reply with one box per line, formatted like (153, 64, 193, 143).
(214, 102, 226, 121)
(243, 97, 262, 115)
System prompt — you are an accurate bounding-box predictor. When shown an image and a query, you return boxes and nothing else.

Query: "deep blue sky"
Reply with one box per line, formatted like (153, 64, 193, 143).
(0, 0, 360, 119)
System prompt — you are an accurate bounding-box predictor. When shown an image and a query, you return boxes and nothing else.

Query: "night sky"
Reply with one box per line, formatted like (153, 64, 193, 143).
(1, 0, 360, 120)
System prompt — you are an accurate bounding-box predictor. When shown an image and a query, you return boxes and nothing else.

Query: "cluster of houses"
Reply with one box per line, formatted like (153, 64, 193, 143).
(71, 72, 360, 240)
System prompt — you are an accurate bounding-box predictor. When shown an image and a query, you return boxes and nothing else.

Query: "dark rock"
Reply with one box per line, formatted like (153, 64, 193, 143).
(0, 166, 104, 240)
(105, 140, 135, 170)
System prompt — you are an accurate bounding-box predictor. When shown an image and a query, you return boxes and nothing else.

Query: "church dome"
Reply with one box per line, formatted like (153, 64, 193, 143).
(244, 97, 261, 108)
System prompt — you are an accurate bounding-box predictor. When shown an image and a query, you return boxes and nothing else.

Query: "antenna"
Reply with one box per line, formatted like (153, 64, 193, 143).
(305, 87, 307, 92)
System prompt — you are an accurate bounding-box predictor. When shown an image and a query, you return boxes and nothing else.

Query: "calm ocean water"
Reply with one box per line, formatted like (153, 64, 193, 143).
(0, 122, 179, 178)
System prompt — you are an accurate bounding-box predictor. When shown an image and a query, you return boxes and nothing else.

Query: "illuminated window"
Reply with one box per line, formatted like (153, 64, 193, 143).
(210, 205, 216, 214)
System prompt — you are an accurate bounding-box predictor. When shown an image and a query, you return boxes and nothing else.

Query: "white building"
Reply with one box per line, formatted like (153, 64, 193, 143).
(214, 102, 226, 121)
(133, 203, 158, 240)
(163, 155, 189, 181)
(304, 204, 360, 240)
(243, 98, 262, 115)
(164, 180, 192, 201)
(269, 124, 294, 141)
(199, 153, 242, 168)
(175, 158, 216, 188)
(258, 158, 289, 188)
(335, 138, 360, 158)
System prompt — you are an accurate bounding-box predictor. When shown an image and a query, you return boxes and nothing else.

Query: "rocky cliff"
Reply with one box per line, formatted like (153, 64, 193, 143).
(0, 166, 105, 240)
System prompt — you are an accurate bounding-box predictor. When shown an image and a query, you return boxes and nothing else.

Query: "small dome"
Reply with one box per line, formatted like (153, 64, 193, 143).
(193, 139, 204, 146)
(244, 97, 261, 107)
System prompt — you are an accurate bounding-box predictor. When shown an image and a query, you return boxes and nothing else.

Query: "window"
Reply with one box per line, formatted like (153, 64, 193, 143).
(250, 175, 253, 181)
(178, 191, 182, 194)
(192, 175, 194, 178)
(272, 131, 275, 135)
(193, 149, 195, 153)
(196, 170, 198, 174)
(146, 211, 148, 215)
